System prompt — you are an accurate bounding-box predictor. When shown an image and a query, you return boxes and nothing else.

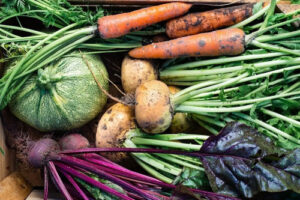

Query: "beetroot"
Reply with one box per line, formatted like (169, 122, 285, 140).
(28, 138, 60, 168)
(59, 134, 90, 151)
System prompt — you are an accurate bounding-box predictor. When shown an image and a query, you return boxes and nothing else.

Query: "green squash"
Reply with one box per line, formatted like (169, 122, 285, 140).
(9, 53, 108, 132)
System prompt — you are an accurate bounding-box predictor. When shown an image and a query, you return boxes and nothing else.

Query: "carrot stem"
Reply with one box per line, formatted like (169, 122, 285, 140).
(246, 17, 300, 44)
(256, 30, 300, 43)
(233, 113, 300, 144)
(259, 0, 277, 30)
(251, 40, 300, 56)
(164, 52, 288, 70)
(191, 65, 300, 99)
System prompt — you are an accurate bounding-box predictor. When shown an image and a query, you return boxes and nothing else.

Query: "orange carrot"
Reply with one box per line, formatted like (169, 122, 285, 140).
(129, 28, 245, 59)
(166, 4, 253, 39)
(97, 3, 192, 39)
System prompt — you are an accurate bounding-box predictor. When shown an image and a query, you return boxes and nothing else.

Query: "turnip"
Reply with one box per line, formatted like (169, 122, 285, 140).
(96, 103, 208, 183)
(121, 56, 157, 94)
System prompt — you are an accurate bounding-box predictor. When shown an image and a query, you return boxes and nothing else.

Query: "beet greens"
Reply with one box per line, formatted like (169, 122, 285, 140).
(28, 137, 239, 200)
(67, 122, 300, 199)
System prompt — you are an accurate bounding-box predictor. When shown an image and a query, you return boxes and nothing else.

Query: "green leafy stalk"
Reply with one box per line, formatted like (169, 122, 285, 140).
(122, 129, 208, 184)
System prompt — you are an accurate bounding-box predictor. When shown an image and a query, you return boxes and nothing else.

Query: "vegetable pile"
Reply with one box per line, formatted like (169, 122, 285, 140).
(0, 0, 300, 199)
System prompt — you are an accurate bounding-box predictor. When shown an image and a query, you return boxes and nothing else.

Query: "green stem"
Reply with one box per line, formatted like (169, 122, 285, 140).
(281, 81, 300, 94)
(261, 108, 300, 128)
(0, 35, 46, 43)
(134, 158, 173, 183)
(231, 2, 270, 28)
(131, 137, 202, 151)
(245, 76, 300, 98)
(125, 140, 181, 175)
(0, 24, 47, 35)
(173, 73, 248, 105)
(184, 91, 300, 107)
(161, 57, 300, 79)
(136, 153, 181, 175)
(246, 17, 300, 44)
(191, 65, 300, 99)
(139, 133, 208, 141)
(176, 104, 254, 114)
(161, 73, 237, 82)
(249, 8, 300, 30)
(13, 34, 93, 80)
(256, 30, 300, 43)
(259, 0, 277, 30)
(164, 52, 288, 70)
(171, 155, 202, 165)
(233, 113, 300, 144)
(251, 40, 300, 56)
(154, 154, 204, 171)
(192, 115, 226, 127)
(192, 118, 219, 135)
(79, 42, 141, 49)
(0, 28, 19, 38)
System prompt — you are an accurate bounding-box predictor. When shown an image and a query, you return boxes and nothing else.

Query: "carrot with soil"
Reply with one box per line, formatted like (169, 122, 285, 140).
(98, 2, 192, 39)
(166, 4, 253, 38)
(130, 4, 300, 59)
(129, 19, 300, 59)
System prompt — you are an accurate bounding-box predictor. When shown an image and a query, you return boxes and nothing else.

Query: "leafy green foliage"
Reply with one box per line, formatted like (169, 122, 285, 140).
(75, 173, 125, 200)
(173, 168, 210, 190)
(199, 122, 300, 198)
(1, 0, 104, 28)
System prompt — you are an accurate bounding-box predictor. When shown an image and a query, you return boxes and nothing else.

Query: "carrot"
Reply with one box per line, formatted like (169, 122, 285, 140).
(129, 28, 245, 59)
(97, 3, 192, 39)
(166, 4, 253, 38)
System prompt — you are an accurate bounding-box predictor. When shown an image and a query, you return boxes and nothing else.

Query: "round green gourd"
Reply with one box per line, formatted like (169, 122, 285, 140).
(9, 53, 108, 132)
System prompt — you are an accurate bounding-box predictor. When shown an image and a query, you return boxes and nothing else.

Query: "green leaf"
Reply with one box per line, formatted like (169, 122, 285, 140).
(199, 122, 300, 198)
(75, 173, 125, 200)
(173, 168, 210, 190)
